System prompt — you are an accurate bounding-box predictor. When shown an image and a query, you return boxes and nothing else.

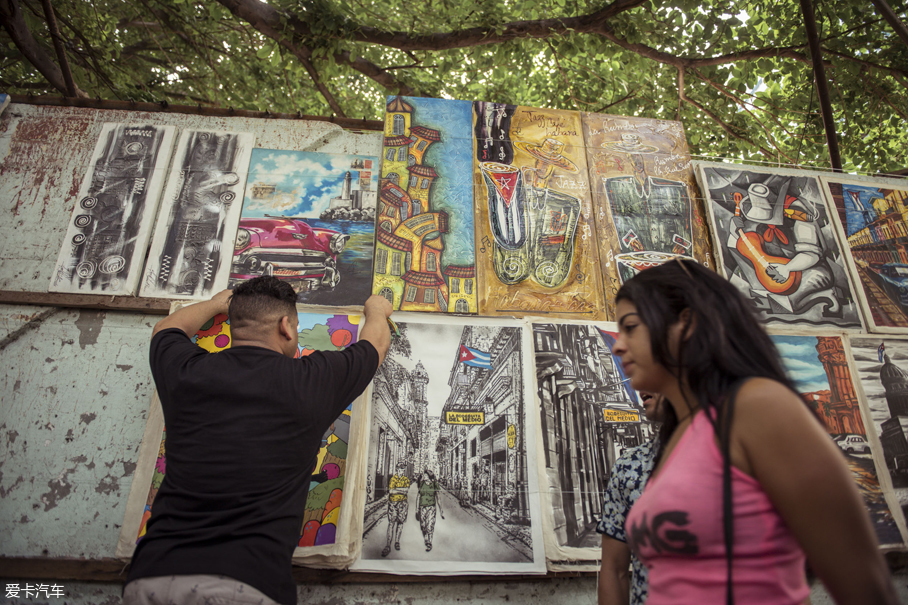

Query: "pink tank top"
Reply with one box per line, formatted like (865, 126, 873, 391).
(624, 410, 809, 604)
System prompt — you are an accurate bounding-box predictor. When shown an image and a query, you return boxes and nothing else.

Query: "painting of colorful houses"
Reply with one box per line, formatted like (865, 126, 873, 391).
(373, 96, 477, 314)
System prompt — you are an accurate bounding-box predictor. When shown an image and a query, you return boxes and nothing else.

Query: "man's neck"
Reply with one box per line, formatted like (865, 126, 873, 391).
(231, 337, 285, 355)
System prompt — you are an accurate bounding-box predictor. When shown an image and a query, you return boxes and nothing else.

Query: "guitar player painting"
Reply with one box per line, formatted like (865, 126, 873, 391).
(698, 163, 863, 331)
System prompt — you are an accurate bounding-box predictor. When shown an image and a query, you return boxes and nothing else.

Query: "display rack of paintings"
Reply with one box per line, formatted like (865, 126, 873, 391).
(50, 123, 176, 295)
(845, 334, 908, 545)
(473, 103, 605, 318)
(821, 176, 908, 333)
(116, 308, 373, 568)
(584, 115, 711, 320)
(771, 332, 906, 548)
(374, 96, 477, 314)
(229, 148, 379, 307)
(531, 320, 655, 564)
(697, 163, 863, 331)
(140, 130, 254, 299)
(352, 313, 546, 574)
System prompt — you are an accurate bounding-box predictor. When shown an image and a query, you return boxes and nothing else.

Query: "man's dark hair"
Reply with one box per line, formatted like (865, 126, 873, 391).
(228, 276, 297, 329)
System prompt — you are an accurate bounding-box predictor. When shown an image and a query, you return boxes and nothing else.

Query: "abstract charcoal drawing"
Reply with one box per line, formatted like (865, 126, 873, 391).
(230, 148, 378, 306)
(533, 322, 656, 558)
(848, 335, 908, 543)
(773, 333, 904, 548)
(822, 177, 908, 332)
(50, 123, 175, 295)
(582, 114, 711, 320)
(699, 164, 863, 330)
(474, 103, 604, 318)
(374, 96, 477, 314)
(355, 317, 545, 574)
(141, 130, 254, 299)
(134, 312, 365, 553)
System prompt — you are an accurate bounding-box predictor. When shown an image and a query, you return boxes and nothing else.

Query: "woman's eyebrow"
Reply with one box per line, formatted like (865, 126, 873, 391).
(617, 312, 639, 327)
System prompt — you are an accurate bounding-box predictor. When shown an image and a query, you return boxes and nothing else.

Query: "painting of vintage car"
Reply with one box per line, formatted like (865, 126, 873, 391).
(231, 216, 348, 292)
(877, 263, 908, 309)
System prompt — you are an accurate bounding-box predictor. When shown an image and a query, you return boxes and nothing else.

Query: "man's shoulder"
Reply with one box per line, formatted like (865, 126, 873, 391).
(614, 439, 659, 473)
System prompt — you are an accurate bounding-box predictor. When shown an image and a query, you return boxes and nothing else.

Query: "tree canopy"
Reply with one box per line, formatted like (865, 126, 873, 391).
(1, 0, 906, 173)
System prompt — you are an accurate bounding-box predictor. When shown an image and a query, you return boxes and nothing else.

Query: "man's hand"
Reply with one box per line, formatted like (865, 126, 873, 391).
(364, 295, 393, 320)
(359, 295, 393, 366)
(211, 289, 232, 315)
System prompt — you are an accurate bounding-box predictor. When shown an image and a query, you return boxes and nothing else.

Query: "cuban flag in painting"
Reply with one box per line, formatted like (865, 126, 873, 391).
(459, 344, 492, 369)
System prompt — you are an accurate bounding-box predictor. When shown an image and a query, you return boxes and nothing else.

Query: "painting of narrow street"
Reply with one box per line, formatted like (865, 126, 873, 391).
(353, 315, 545, 574)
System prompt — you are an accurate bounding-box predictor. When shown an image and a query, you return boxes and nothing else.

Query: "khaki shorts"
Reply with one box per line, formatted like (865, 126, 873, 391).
(124, 574, 280, 605)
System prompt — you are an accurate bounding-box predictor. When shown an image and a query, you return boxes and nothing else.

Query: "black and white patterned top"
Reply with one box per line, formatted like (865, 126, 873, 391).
(597, 438, 659, 605)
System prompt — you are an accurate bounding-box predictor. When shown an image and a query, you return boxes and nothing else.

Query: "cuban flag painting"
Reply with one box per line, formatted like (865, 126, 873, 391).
(459, 344, 493, 369)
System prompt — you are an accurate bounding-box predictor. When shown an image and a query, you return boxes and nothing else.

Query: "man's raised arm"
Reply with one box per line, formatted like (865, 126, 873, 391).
(152, 289, 232, 338)
(358, 295, 393, 366)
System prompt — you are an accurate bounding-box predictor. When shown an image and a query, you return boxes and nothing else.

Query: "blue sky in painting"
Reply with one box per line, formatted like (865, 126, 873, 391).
(835, 183, 886, 237)
(770, 334, 831, 393)
(397, 96, 475, 266)
(242, 149, 378, 218)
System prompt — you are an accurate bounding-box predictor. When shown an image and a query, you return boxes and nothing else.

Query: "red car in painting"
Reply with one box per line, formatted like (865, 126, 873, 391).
(231, 216, 348, 291)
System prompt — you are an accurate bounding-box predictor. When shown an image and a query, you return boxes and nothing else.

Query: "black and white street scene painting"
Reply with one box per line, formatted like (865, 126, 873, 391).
(353, 315, 545, 574)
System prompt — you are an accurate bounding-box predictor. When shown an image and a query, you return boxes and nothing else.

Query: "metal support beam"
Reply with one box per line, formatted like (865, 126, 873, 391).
(39, 0, 76, 97)
(798, 0, 843, 172)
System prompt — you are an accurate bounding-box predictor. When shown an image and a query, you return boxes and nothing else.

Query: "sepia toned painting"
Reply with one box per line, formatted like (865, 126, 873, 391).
(583, 115, 712, 320)
(473, 103, 604, 318)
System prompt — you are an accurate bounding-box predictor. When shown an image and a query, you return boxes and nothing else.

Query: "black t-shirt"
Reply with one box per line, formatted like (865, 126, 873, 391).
(127, 328, 379, 604)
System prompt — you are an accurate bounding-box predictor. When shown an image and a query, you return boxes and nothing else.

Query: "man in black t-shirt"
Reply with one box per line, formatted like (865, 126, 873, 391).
(124, 277, 392, 605)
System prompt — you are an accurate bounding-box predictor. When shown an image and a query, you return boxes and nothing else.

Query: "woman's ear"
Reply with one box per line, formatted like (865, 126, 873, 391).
(678, 308, 697, 341)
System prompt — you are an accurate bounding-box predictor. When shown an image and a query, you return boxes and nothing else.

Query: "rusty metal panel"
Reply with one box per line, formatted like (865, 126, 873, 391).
(0, 304, 157, 557)
(0, 103, 381, 294)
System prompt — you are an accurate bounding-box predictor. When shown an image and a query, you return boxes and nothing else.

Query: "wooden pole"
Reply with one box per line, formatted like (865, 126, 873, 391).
(798, 0, 843, 171)
(39, 0, 76, 97)
(869, 0, 908, 49)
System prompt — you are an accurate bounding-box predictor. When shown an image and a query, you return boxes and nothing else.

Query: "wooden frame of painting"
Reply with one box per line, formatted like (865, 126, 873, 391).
(820, 174, 908, 334)
(696, 162, 864, 332)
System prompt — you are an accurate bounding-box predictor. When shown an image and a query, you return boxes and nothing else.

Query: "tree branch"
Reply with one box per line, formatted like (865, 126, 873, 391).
(868, 0, 908, 49)
(677, 67, 777, 160)
(0, 0, 87, 97)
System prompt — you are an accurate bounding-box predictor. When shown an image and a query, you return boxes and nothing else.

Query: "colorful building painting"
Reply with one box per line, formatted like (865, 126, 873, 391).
(374, 96, 476, 314)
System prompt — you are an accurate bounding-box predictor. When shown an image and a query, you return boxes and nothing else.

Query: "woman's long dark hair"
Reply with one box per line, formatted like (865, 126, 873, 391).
(615, 258, 801, 605)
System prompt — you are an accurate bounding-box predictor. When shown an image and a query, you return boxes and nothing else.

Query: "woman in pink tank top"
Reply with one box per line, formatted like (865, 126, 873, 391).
(609, 259, 896, 605)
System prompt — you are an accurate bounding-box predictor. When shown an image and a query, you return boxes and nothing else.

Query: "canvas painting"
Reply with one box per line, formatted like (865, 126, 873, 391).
(532, 321, 656, 562)
(116, 310, 370, 567)
(50, 123, 175, 295)
(772, 333, 904, 548)
(228, 148, 377, 306)
(583, 115, 712, 320)
(846, 335, 908, 542)
(374, 96, 477, 314)
(821, 176, 908, 332)
(353, 314, 546, 574)
(473, 103, 605, 318)
(697, 163, 862, 330)
(140, 130, 254, 299)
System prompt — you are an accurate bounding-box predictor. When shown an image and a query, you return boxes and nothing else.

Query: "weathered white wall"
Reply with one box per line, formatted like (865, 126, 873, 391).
(0, 103, 381, 293)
